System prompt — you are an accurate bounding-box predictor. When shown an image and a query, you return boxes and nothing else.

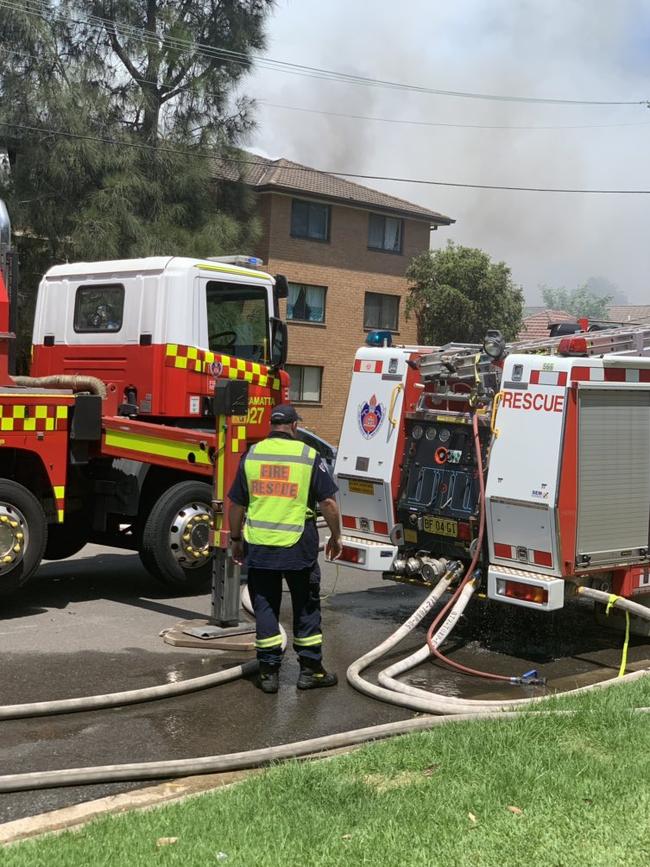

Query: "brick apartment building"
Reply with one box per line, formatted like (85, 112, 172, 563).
(240, 156, 454, 443)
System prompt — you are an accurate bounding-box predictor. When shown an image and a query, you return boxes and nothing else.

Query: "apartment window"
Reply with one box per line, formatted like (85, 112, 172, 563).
(287, 283, 327, 323)
(291, 199, 330, 241)
(286, 364, 323, 403)
(73, 284, 125, 333)
(368, 213, 403, 253)
(364, 292, 400, 331)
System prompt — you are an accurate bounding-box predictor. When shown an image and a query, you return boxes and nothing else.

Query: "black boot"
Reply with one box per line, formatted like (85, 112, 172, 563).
(297, 662, 338, 690)
(256, 663, 279, 694)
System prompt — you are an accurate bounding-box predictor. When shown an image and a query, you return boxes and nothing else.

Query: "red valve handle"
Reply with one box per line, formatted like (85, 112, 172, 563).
(434, 447, 448, 465)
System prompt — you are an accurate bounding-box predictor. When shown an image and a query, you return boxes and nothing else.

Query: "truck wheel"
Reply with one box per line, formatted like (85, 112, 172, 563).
(43, 515, 89, 561)
(140, 481, 213, 590)
(0, 480, 47, 595)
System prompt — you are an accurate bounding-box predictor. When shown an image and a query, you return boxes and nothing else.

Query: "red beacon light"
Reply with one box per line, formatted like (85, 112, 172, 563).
(558, 336, 589, 357)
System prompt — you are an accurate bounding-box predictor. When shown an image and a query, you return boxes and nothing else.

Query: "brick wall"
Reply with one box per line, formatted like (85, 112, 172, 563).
(257, 192, 432, 444)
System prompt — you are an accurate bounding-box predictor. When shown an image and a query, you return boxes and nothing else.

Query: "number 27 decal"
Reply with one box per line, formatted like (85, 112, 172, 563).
(246, 406, 265, 425)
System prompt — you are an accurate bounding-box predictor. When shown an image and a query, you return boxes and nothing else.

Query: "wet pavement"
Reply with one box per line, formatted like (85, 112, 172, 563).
(0, 544, 649, 823)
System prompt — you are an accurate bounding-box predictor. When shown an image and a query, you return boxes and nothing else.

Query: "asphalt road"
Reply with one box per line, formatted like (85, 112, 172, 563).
(0, 544, 648, 823)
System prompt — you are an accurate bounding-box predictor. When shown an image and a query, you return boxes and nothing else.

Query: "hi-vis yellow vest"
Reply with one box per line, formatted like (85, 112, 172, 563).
(243, 438, 318, 547)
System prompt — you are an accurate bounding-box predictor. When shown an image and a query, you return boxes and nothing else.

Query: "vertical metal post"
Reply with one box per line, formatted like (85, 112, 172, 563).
(211, 549, 241, 627)
(210, 411, 241, 627)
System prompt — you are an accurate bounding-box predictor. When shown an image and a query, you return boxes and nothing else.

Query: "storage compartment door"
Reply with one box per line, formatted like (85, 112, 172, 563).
(576, 388, 650, 566)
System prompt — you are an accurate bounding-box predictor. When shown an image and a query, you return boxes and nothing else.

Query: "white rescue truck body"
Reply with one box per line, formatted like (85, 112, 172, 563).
(334, 328, 650, 621)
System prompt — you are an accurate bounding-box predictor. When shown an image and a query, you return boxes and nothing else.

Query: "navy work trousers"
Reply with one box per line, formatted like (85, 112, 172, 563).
(247, 563, 322, 668)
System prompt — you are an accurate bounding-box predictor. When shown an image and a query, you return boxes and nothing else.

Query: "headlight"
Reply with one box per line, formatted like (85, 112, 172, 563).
(483, 329, 506, 360)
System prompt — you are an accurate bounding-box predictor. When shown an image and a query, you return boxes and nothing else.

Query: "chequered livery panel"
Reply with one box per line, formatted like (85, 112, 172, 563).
(164, 344, 281, 391)
(0, 403, 69, 432)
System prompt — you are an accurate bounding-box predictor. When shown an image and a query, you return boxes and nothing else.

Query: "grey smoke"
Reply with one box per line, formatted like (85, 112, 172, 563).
(246, 0, 650, 304)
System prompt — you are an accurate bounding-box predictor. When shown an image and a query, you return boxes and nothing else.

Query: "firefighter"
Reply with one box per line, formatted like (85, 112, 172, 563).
(228, 404, 343, 694)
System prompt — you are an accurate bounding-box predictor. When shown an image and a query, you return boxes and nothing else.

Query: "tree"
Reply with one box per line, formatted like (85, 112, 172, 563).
(541, 284, 612, 320)
(0, 1, 275, 366)
(405, 242, 524, 345)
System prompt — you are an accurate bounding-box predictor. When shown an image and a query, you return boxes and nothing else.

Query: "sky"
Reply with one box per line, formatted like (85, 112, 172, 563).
(242, 0, 650, 305)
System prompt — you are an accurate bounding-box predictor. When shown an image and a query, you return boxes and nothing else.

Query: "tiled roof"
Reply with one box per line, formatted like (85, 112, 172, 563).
(608, 305, 650, 324)
(219, 152, 454, 225)
(518, 309, 576, 341)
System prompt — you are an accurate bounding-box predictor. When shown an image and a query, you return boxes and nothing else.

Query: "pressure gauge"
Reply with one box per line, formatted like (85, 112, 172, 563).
(412, 425, 424, 440)
(438, 428, 451, 444)
(425, 426, 437, 441)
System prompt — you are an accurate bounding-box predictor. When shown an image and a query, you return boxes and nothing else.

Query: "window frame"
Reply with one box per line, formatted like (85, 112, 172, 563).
(290, 198, 331, 243)
(286, 282, 328, 325)
(73, 283, 126, 334)
(367, 213, 404, 255)
(286, 363, 323, 404)
(363, 291, 400, 332)
(205, 280, 270, 364)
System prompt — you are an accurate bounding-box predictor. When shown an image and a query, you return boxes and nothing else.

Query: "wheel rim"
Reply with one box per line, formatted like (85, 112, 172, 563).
(0, 501, 29, 576)
(168, 501, 212, 570)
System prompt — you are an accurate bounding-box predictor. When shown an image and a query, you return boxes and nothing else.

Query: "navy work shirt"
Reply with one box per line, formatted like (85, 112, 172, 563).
(228, 431, 338, 570)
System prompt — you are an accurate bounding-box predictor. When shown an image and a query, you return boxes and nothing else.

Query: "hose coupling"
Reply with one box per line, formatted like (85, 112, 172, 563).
(511, 669, 547, 686)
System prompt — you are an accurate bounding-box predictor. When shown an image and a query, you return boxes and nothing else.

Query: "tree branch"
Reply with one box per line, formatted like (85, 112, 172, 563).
(104, 22, 144, 87)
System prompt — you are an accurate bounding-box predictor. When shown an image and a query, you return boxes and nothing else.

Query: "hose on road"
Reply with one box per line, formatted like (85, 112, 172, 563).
(0, 586, 278, 721)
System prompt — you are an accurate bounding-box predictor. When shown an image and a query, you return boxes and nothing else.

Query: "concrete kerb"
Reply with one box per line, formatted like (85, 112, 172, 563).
(0, 745, 359, 847)
(0, 769, 262, 846)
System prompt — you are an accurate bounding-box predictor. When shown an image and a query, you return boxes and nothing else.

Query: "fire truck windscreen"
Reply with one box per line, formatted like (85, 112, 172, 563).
(206, 281, 269, 363)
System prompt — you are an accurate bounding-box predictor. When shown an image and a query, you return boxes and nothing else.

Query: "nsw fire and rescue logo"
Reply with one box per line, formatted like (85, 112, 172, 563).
(358, 394, 385, 438)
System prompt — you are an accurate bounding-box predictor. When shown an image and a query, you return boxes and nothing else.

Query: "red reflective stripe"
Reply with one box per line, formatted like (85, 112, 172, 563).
(494, 543, 513, 559)
(533, 550, 553, 567)
(373, 521, 388, 534)
(603, 368, 626, 382)
(571, 366, 591, 381)
(353, 359, 383, 373)
(640, 370, 650, 382)
(342, 515, 356, 529)
(530, 370, 540, 384)
(557, 371, 567, 385)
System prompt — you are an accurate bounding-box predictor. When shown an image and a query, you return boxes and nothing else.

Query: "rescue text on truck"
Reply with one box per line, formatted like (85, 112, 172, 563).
(0, 197, 291, 595)
(333, 325, 650, 636)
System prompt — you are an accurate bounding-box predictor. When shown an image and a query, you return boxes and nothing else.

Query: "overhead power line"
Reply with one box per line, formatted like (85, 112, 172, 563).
(2, 120, 650, 195)
(3, 44, 648, 134)
(0, 0, 648, 108)
(259, 100, 650, 131)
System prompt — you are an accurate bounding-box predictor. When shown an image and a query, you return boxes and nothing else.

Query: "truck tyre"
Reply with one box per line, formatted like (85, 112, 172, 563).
(140, 481, 213, 590)
(0, 480, 47, 595)
(43, 514, 89, 561)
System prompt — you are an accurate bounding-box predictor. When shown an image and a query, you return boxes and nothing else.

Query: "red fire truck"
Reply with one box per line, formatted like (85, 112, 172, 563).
(0, 200, 288, 594)
(334, 327, 650, 633)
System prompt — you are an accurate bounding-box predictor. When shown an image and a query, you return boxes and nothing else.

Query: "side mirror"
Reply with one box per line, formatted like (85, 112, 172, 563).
(270, 317, 288, 369)
(273, 274, 289, 300)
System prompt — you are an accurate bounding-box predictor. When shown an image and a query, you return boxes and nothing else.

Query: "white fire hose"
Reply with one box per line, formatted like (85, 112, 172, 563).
(0, 576, 647, 792)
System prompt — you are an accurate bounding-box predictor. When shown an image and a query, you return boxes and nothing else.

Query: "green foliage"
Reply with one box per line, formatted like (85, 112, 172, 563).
(405, 241, 524, 345)
(541, 284, 613, 320)
(0, 1, 275, 366)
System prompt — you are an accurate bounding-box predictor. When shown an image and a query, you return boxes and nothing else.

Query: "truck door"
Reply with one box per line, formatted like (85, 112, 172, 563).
(334, 349, 408, 538)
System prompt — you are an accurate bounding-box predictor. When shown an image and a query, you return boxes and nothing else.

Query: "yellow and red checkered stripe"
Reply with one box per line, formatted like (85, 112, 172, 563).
(165, 344, 281, 391)
(0, 403, 69, 432)
(231, 425, 247, 454)
(53, 485, 65, 523)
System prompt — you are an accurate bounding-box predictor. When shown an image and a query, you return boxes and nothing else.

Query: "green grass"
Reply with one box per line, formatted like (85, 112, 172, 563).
(4, 680, 650, 867)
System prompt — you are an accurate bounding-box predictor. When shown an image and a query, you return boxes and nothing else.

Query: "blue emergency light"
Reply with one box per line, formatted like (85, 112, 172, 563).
(366, 330, 393, 347)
